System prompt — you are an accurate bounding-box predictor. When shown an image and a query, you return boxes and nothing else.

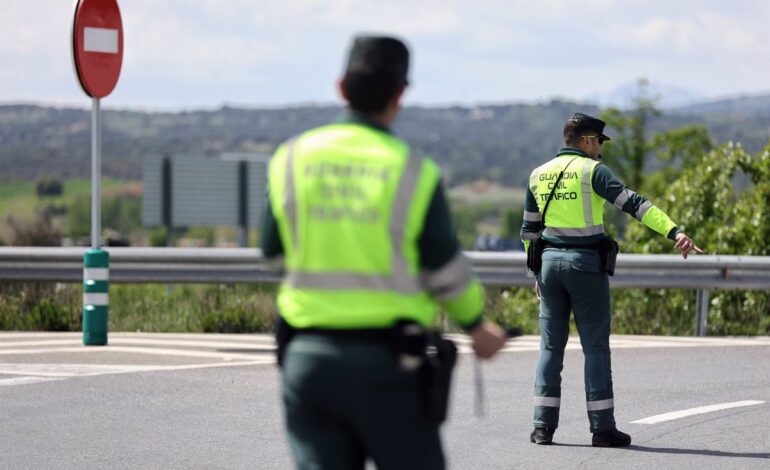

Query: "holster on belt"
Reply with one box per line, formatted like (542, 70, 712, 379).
(391, 320, 458, 424)
(274, 316, 296, 367)
(422, 332, 458, 423)
(598, 237, 619, 276)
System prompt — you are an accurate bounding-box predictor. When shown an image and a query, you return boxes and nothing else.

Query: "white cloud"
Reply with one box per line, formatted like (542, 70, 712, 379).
(604, 9, 769, 71)
(1, 0, 769, 107)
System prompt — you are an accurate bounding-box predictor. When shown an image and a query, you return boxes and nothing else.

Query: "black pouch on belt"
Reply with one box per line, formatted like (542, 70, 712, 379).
(526, 237, 546, 274)
(599, 237, 620, 276)
(274, 316, 296, 367)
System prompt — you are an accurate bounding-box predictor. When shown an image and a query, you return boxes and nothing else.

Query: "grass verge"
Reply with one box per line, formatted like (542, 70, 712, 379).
(1, 283, 767, 336)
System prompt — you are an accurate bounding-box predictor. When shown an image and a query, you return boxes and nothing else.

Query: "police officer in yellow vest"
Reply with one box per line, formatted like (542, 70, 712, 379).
(520, 113, 702, 447)
(262, 35, 507, 469)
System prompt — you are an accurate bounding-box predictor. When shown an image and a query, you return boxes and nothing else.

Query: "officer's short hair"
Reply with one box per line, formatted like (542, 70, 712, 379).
(563, 119, 587, 146)
(342, 72, 405, 113)
(341, 35, 409, 114)
(563, 113, 611, 146)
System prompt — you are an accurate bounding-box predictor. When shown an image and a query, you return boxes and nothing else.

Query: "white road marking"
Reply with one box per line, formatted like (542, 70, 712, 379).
(0, 333, 766, 388)
(0, 376, 64, 387)
(0, 360, 271, 387)
(445, 334, 770, 355)
(0, 334, 766, 363)
(0, 361, 270, 378)
(0, 363, 148, 377)
(0, 337, 276, 351)
(0, 345, 269, 362)
(631, 400, 766, 424)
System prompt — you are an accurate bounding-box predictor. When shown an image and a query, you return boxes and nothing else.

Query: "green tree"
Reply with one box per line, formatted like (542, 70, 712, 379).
(598, 79, 713, 241)
(618, 142, 770, 335)
(67, 195, 91, 239)
(645, 125, 713, 196)
(67, 194, 142, 240)
(449, 201, 494, 249)
(500, 205, 524, 239)
(600, 79, 661, 192)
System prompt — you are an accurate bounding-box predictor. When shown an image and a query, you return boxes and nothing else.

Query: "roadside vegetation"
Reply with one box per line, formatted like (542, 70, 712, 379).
(1, 82, 768, 335)
(0, 283, 277, 334)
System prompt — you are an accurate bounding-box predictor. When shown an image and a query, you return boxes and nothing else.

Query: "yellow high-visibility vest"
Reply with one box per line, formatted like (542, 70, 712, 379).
(268, 122, 483, 329)
(530, 155, 605, 237)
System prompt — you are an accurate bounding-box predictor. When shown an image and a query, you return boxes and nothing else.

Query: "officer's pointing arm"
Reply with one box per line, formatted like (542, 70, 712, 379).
(591, 163, 702, 258)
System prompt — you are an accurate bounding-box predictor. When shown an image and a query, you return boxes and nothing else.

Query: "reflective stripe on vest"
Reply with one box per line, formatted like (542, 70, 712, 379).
(419, 251, 472, 300)
(580, 158, 595, 226)
(529, 170, 540, 204)
(635, 200, 653, 221)
(282, 144, 423, 294)
(614, 188, 654, 221)
(524, 210, 542, 222)
(613, 188, 633, 210)
(283, 137, 299, 249)
(543, 225, 604, 237)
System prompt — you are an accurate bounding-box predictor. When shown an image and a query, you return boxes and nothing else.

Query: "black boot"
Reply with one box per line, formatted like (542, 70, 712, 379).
(530, 427, 555, 445)
(592, 427, 631, 447)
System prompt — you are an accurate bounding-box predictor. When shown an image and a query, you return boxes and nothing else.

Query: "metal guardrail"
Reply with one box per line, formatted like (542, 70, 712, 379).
(2, 247, 769, 336)
(0, 247, 282, 284)
(2, 247, 769, 289)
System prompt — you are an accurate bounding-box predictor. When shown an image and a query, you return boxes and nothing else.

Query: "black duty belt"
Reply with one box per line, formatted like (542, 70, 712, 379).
(294, 327, 394, 342)
(544, 241, 602, 250)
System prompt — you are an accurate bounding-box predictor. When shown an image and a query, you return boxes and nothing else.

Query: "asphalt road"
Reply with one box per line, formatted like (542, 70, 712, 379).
(1, 333, 768, 469)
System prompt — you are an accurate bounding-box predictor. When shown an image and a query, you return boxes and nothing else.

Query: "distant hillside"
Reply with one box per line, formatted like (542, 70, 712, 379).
(589, 82, 705, 109)
(670, 94, 770, 118)
(1, 96, 768, 187)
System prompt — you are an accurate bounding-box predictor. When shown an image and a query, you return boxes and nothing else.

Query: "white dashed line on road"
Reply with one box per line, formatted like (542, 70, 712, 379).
(631, 400, 766, 424)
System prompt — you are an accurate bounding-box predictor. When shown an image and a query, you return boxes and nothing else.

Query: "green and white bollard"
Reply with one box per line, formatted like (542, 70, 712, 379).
(83, 249, 109, 345)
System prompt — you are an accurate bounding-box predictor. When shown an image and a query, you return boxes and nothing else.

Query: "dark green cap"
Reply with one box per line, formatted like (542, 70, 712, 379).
(344, 35, 409, 85)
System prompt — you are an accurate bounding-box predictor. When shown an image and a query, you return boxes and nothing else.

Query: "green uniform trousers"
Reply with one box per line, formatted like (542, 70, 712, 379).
(282, 333, 445, 470)
(533, 248, 616, 433)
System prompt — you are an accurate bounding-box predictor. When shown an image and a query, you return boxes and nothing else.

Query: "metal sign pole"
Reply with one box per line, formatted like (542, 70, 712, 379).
(92, 97, 101, 249)
(83, 96, 110, 346)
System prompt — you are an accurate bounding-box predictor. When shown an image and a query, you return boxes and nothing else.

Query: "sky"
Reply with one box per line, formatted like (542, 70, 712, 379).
(1, 0, 769, 110)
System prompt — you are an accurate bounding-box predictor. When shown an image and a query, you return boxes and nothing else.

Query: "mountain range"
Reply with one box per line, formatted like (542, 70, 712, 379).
(1, 94, 768, 188)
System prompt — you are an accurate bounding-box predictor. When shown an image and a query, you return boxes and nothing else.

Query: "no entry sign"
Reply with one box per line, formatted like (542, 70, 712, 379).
(72, 0, 123, 98)
(72, 0, 124, 345)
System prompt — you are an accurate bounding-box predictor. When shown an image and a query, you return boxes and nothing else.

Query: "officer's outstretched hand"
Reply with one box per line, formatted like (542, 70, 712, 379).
(470, 321, 507, 359)
(674, 232, 704, 259)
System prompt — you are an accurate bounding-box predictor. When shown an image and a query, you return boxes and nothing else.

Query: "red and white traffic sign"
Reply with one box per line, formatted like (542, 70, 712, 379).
(72, 0, 123, 98)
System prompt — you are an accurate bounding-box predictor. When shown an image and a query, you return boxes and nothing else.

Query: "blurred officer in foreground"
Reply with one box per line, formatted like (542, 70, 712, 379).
(520, 113, 702, 447)
(262, 34, 507, 469)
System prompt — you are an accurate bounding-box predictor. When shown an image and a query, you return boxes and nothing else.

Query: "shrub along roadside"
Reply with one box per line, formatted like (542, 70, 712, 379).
(1, 283, 766, 336)
(0, 283, 278, 334)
